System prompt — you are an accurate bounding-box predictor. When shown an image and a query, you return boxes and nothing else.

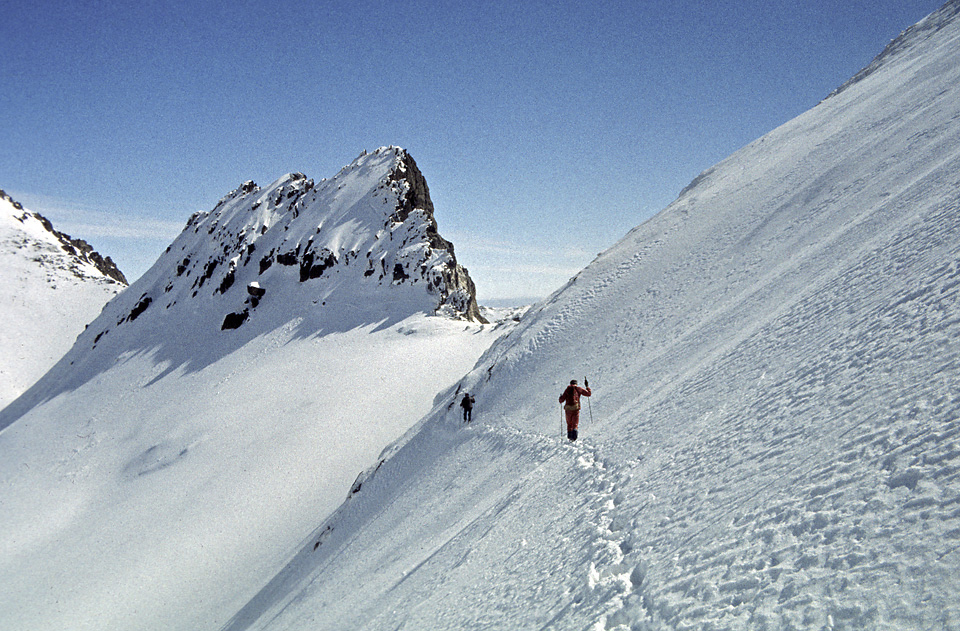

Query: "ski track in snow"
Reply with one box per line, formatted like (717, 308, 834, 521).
(468, 381, 960, 631)
(475, 425, 644, 631)
(392, 422, 649, 631)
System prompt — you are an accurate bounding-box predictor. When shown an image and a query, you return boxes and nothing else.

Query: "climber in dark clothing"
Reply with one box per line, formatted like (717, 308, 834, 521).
(559, 379, 591, 441)
(460, 392, 475, 422)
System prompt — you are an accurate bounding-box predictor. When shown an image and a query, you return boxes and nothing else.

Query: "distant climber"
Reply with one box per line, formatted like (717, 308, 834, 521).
(559, 379, 591, 441)
(460, 392, 475, 423)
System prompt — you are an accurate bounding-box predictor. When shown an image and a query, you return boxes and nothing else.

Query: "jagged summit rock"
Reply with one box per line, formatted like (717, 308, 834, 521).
(138, 146, 484, 334)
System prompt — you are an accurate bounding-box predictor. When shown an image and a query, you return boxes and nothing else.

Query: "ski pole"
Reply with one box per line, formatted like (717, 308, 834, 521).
(585, 376, 594, 428)
(560, 404, 565, 438)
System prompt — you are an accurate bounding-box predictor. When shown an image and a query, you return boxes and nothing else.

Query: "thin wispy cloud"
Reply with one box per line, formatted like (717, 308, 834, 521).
(446, 231, 594, 261)
(9, 190, 185, 241)
(57, 219, 184, 241)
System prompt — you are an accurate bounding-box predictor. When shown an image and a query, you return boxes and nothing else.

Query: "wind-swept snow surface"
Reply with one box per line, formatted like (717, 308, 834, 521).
(230, 3, 960, 630)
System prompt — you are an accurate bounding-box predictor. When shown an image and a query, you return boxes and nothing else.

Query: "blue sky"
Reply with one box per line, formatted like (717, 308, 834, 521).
(1, 0, 944, 304)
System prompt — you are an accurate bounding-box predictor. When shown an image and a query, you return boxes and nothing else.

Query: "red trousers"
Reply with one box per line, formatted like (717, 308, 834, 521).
(565, 407, 580, 432)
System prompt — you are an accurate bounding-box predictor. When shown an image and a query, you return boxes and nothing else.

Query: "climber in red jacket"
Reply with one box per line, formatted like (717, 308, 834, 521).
(559, 379, 591, 441)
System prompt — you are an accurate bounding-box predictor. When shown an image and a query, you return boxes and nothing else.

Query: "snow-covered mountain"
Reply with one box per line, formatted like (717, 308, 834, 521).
(5, 1, 960, 627)
(0, 148, 513, 630)
(219, 3, 960, 630)
(2, 147, 486, 423)
(3, 147, 483, 422)
(0, 190, 126, 408)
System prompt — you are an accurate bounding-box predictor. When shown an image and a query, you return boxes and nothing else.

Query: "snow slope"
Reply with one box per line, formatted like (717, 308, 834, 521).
(226, 3, 960, 630)
(0, 190, 125, 408)
(0, 149, 513, 630)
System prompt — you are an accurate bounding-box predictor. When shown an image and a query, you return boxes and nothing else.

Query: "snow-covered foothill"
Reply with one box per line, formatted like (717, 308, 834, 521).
(225, 3, 960, 630)
(0, 190, 125, 409)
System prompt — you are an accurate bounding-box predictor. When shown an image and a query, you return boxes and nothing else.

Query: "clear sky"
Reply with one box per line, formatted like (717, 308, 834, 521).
(1, 0, 945, 305)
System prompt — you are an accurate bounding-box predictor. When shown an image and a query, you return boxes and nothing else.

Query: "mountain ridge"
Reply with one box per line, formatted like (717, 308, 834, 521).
(0, 190, 125, 408)
(827, 0, 960, 99)
(1, 189, 127, 285)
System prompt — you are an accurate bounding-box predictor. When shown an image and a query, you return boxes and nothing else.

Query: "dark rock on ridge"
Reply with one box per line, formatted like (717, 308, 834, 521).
(384, 150, 484, 323)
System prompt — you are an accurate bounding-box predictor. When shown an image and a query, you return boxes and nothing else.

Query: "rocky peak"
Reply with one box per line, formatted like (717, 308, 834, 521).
(1, 189, 127, 285)
(80, 146, 485, 355)
(385, 149, 482, 322)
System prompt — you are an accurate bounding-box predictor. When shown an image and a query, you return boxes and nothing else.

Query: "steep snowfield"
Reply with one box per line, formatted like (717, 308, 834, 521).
(227, 3, 960, 630)
(0, 149, 510, 630)
(0, 191, 124, 408)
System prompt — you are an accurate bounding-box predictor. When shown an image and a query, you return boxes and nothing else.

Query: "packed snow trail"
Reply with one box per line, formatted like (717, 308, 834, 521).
(223, 420, 648, 631)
